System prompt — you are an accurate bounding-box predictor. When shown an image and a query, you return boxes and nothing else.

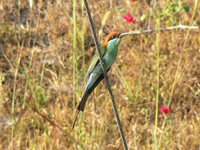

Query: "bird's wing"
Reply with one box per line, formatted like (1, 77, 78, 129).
(85, 46, 107, 80)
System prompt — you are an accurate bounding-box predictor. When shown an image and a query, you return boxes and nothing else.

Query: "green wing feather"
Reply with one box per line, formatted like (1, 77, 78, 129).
(85, 46, 107, 80)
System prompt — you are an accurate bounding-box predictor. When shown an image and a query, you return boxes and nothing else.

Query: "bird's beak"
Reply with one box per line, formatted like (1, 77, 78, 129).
(119, 32, 133, 38)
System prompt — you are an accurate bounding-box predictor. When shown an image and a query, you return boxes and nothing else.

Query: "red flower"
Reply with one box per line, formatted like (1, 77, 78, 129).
(131, 0, 137, 2)
(123, 13, 136, 23)
(160, 106, 172, 115)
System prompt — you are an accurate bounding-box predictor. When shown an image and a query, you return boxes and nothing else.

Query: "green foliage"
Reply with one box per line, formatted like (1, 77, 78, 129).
(182, 3, 190, 12)
(160, 0, 190, 25)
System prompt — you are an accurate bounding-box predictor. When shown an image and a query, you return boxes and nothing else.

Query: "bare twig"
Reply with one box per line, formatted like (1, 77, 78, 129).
(15, 94, 63, 132)
(16, 94, 33, 125)
(0, 47, 14, 70)
(121, 25, 199, 36)
(33, 107, 64, 131)
(33, 107, 86, 149)
(83, 0, 128, 149)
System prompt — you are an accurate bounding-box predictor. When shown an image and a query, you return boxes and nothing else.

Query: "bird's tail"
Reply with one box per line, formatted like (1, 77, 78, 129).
(72, 91, 89, 128)
(77, 90, 90, 111)
(72, 110, 80, 129)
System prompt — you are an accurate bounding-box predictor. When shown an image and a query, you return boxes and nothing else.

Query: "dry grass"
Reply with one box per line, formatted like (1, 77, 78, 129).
(0, 0, 200, 149)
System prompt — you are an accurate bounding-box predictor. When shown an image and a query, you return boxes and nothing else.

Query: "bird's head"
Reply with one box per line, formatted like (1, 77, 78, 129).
(104, 32, 133, 47)
(104, 32, 121, 46)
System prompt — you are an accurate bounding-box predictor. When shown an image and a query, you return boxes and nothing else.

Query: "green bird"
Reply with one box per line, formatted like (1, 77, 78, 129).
(73, 32, 132, 128)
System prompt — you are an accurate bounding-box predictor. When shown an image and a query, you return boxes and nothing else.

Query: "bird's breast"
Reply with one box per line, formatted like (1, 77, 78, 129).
(103, 47, 119, 69)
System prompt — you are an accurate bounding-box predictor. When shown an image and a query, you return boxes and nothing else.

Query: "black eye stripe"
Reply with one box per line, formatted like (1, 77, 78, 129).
(107, 34, 120, 43)
(110, 36, 117, 41)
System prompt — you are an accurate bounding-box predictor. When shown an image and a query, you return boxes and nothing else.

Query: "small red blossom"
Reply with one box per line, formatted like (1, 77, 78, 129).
(131, 0, 137, 2)
(160, 106, 172, 115)
(123, 13, 136, 23)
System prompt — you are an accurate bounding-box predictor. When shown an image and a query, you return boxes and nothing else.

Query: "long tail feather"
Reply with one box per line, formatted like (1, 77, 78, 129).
(77, 73, 105, 111)
(72, 110, 80, 129)
(72, 91, 89, 128)
(72, 73, 105, 128)
(77, 91, 89, 111)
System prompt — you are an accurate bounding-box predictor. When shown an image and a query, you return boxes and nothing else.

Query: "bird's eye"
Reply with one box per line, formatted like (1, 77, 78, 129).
(111, 36, 115, 40)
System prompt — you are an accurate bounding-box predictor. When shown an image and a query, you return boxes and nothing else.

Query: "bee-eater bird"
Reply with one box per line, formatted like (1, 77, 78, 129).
(73, 32, 132, 128)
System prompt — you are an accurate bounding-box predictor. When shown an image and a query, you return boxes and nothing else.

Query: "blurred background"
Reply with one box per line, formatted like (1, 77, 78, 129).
(0, 0, 199, 149)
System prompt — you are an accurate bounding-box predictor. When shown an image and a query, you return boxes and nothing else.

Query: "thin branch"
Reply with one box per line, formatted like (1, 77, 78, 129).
(33, 107, 64, 131)
(123, 25, 199, 35)
(15, 94, 33, 126)
(83, 0, 128, 149)
(34, 107, 86, 149)
(0, 47, 14, 70)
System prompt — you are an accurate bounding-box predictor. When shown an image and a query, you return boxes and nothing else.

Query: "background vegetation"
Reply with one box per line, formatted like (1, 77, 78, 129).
(0, 0, 199, 149)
